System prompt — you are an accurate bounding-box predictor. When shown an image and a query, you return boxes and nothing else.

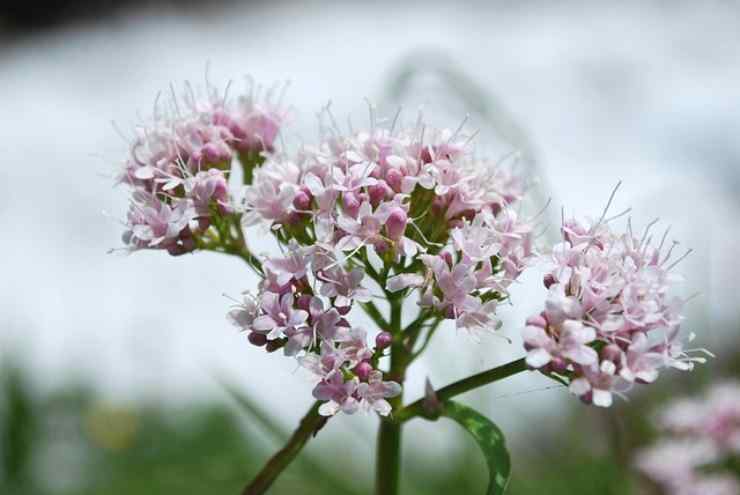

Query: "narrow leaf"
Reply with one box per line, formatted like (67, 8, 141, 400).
(442, 400, 511, 495)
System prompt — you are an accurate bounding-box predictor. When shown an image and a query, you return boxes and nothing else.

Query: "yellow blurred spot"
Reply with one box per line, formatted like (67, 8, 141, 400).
(85, 403, 138, 451)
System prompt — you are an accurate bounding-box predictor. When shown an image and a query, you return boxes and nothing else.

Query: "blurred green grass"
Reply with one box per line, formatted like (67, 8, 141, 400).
(0, 359, 644, 495)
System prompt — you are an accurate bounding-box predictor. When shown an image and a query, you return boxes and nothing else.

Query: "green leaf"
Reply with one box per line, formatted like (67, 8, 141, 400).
(441, 400, 511, 495)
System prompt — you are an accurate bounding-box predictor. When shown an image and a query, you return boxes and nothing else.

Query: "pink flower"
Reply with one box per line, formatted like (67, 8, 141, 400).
(314, 371, 359, 416)
(523, 319, 597, 370)
(318, 265, 371, 306)
(227, 293, 259, 330)
(339, 327, 374, 367)
(187, 168, 230, 217)
(123, 193, 195, 252)
(356, 371, 402, 416)
(241, 159, 301, 226)
(309, 297, 347, 342)
(252, 293, 308, 340)
(263, 241, 313, 286)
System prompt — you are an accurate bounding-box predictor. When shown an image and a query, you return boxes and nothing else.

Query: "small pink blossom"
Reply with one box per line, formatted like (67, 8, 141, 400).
(356, 370, 402, 416)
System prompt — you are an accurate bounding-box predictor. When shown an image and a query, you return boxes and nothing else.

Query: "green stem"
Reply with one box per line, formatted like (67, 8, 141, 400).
(359, 301, 390, 330)
(396, 358, 529, 423)
(375, 419, 402, 495)
(241, 401, 326, 495)
(376, 295, 406, 495)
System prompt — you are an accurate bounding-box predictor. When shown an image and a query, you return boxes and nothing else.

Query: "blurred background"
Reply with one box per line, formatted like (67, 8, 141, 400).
(1, 0, 739, 493)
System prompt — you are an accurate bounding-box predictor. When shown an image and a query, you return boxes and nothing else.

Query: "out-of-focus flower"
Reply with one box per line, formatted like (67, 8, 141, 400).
(636, 382, 740, 495)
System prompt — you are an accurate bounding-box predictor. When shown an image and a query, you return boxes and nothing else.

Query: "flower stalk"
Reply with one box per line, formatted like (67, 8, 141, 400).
(241, 401, 326, 495)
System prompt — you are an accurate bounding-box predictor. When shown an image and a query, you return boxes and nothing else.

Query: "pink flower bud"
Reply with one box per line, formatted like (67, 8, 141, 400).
(285, 211, 303, 225)
(374, 239, 390, 254)
(386, 208, 408, 241)
(441, 251, 454, 268)
(203, 142, 232, 164)
(248, 332, 267, 347)
(354, 361, 373, 381)
(368, 182, 390, 205)
(296, 294, 312, 311)
(375, 331, 392, 350)
(549, 357, 568, 373)
(385, 168, 403, 192)
(293, 190, 311, 210)
(431, 196, 447, 215)
(600, 344, 623, 365)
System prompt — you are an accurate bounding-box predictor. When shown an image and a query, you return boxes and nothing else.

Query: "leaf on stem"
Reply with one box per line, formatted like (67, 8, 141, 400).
(441, 401, 511, 495)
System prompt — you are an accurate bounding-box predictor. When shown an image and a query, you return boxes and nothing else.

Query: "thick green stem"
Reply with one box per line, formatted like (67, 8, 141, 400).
(375, 295, 406, 495)
(375, 419, 402, 495)
(241, 401, 325, 495)
(396, 358, 529, 423)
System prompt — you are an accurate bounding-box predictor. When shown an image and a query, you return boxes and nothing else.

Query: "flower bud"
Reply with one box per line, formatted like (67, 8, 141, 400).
(601, 344, 622, 362)
(386, 208, 408, 241)
(368, 183, 390, 206)
(293, 190, 311, 211)
(295, 294, 312, 311)
(203, 141, 232, 165)
(354, 361, 373, 381)
(375, 331, 392, 350)
(549, 356, 568, 373)
(248, 332, 267, 347)
(337, 318, 351, 328)
(285, 211, 303, 225)
(385, 168, 403, 192)
(543, 273, 557, 289)
(441, 251, 454, 268)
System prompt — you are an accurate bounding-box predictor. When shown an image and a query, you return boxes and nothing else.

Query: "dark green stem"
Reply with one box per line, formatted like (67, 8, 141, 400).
(396, 358, 529, 423)
(241, 401, 325, 495)
(375, 419, 402, 495)
(375, 295, 406, 495)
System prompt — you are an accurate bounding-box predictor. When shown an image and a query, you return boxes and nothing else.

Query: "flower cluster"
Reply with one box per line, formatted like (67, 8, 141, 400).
(225, 110, 533, 415)
(117, 82, 288, 254)
(115, 79, 705, 419)
(522, 213, 705, 407)
(227, 240, 401, 416)
(636, 382, 740, 495)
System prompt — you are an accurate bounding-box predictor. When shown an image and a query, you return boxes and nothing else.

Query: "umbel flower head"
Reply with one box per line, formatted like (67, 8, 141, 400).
(225, 104, 534, 416)
(117, 79, 289, 255)
(522, 184, 708, 407)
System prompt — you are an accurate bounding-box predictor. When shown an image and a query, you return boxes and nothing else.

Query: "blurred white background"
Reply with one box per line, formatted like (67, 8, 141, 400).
(1, 0, 739, 469)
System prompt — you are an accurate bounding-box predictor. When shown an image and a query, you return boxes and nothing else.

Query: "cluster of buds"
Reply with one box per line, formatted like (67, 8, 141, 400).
(522, 205, 707, 407)
(636, 382, 740, 495)
(117, 82, 288, 255)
